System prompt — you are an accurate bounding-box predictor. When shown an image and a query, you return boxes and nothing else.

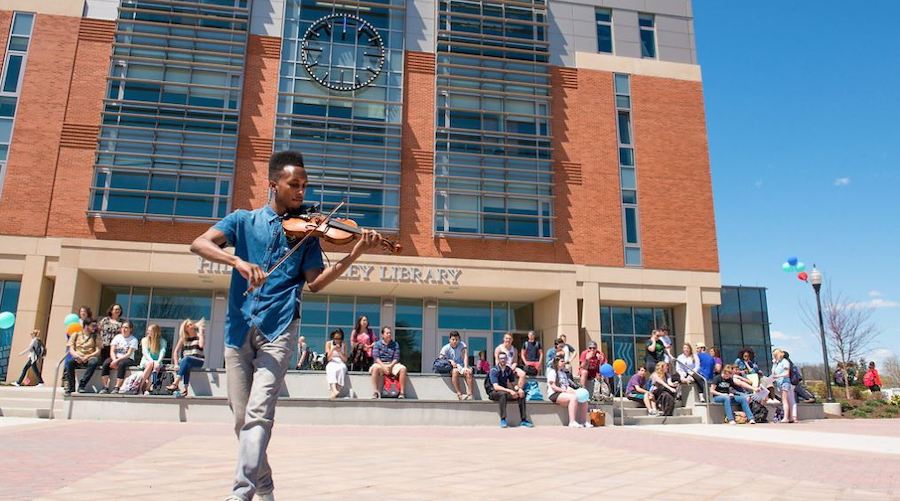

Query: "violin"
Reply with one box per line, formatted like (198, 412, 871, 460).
(281, 213, 402, 254)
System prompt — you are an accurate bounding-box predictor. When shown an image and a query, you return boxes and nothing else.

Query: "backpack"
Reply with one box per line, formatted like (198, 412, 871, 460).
(788, 362, 801, 386)
(524, 379, 543, 401)
(591, 377, 613, 404)
(151, 371, 175, 395)
(483, 373, 495, 397)
(33, 339, 45, 360)
(381, 374, 401, 398)
(432, 357, 453, 374)
(750, 400, 769, 423)
(653, 387, 676, 416)
(121, 374, 143, 395)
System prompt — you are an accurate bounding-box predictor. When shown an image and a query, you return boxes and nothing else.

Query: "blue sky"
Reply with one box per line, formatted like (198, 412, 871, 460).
(693, 1, 900, 364)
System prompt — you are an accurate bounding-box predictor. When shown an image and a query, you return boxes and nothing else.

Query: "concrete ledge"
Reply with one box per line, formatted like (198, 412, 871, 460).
(64, 394, 616, 427)
(697, 402, 826, 424)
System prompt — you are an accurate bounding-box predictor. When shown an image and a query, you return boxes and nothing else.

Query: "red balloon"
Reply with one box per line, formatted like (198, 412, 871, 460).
(797, 272, 809, 282)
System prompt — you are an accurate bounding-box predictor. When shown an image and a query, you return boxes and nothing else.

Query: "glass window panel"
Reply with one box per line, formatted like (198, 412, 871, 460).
(625, 247, 642, 266)
(617, 112, 632, 145)
(742, 324, 766, 345)
(107, 192, 146, 213)
(12, 13, 34, 36)
(597, 25, 612, 54)
(624, 207, 639, 244)
(0, 118, 12, 142)
(395, 299, 423, 328)
(717, 287, 741, 323)
(395, 328, 422, 373)
(633, 308, 654, 338)
(130, 287, 151, 318)
(175, 196, 214, 217)
(611, 307, 633, 335)
(510, 303, 533, 331)
(600, 306, 611, 335)
(619, 147, 634, 167)
(718, 323, 743, 346)
(8, 36, 28, 52)
(739, 288, 764, 323)
(615, 74, 630, 95)
(492, 302, 509, 331)
(354, 297, 382, 329)
(616, 95, 630, 108)
(301, 295, 327, 325)
(640, 29, 656, 58)
(149, 289, 212, 320)
(327, 296, 355, 328)
(596, 8, 612, 23)
(0, 280, 22, 312)
(438, 300, 491, 330)
(639, 14, 655, 27)
(2, 55, 24, 93)
(612, 336, 636, 378)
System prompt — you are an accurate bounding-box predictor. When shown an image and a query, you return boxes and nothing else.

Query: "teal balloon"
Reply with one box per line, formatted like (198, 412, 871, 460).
(600, 363, 615, 378)
(575, 387, 590, 403)
(795, 262, 806, 272)
(0, 311, 14, 330)
(63, 313, 79, 326)
(782, 262, 792, 272)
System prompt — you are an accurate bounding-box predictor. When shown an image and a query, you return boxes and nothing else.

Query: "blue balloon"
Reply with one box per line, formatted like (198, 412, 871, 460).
(63, 313, 79, 326)
(0, 311, 14, 330)
(787, 256, 799, 266)
(600, 363, 615, 378)
(575, 387, 590, 403)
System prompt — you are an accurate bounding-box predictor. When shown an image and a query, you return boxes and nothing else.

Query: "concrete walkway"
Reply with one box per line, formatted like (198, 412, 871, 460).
(1, 418, 898, 500)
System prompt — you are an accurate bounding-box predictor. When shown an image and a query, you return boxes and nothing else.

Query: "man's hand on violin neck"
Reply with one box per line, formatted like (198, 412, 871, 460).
(351, 229, 383, 256)
(235, 258, 266, 288)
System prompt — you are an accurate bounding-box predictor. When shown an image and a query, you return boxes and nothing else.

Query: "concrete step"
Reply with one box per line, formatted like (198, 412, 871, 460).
(0, 386, 57, 400)
(64, 393, 618, 427)
(614, 407, 693, 418)
(0, 407, 53, 418)
(624, 415, 703, 426)
(0, 397, 63, 409)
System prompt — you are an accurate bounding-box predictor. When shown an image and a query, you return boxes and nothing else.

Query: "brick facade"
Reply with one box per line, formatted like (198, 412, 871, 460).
(0, 15, 719, 272)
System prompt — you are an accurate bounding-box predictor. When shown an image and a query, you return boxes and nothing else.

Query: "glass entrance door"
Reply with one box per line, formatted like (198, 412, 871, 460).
(439, 330, 492, 370)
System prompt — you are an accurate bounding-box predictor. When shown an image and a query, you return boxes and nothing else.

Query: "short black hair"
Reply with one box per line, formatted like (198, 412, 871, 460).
(269, 150, 305, 180)
(449, 330, 460, 339)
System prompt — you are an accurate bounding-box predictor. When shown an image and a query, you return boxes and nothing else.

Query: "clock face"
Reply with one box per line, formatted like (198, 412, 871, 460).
(300, 13, 386, 92)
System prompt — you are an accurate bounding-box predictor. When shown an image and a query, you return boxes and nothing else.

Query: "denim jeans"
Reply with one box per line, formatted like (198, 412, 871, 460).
(65, 357, 100, 391)
(177, 356, 205, 386)
(225, 321, 298, 501)
(713, 394, 754, 421)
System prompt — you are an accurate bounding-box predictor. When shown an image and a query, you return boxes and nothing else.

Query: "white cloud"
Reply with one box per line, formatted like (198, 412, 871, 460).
(771, 330, 800, 341)
(833, 177, 851, 186)
(847, 298, 900, 309)
(869, 290, 883, 298)
(869, 348, 896, 365)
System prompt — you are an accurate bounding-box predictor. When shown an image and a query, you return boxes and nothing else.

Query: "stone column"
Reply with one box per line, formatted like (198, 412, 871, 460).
(4, 255, 53, 383)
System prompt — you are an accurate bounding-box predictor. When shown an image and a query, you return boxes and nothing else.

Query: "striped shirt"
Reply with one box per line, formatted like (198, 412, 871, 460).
(372, 340, 400, 363)
(182, 336, 204, 359)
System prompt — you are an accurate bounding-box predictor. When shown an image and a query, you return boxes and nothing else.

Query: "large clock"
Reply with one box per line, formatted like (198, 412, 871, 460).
(300, 13, 386, 92)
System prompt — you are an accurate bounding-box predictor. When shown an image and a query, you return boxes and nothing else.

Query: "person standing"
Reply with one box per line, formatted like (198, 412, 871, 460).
(864, 361, 882, 392)
(190, 150, 382, 501)
(13, 330, 45, 386)
(771, 349, 797, 423)
(520, 330, 543, 375)
(644, 329, 665, 374)
(97, 303, 125, 361)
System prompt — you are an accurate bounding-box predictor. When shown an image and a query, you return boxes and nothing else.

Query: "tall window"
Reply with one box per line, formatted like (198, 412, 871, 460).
(276, 0, 405, 231)
(0, 12, 34, 199)
(90, 1, 249, 220)
(394, 298, 423, 372)
(712, 287, 773, 373)
(0, 280, 22, 381)
(595, 8, 612, 54)
(615, 74, 641, 266)
(298, 294, 382, 363)
(600, 306, 673, 378)
(638, 13, 656, 58)
(435, 0, 553, 239)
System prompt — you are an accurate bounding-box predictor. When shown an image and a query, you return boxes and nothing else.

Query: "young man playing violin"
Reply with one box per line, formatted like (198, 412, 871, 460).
(190, 151, 382, 501)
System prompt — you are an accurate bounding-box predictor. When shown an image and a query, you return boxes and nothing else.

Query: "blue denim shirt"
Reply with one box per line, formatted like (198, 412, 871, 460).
(214, 206, 324, 348)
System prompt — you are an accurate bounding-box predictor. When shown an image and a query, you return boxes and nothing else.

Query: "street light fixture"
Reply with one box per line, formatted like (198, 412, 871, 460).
(809, 266, 834, 402)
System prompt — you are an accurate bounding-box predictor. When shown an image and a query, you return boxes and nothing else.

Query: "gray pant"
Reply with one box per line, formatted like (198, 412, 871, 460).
(225, 321, 297, 500)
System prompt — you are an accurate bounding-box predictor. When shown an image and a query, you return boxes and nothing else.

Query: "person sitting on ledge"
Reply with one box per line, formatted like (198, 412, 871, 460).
(626, 366, 656, 415)
(488, 351, 533, 429)
(168, 318, 206, 398)
(650, 361, 679, 416)
(139, 324, 167, 394)
(325, 328, 349, 399)
(475, 350, 490, 375)
(64, 319, 102, 395)
(494, 332, 526, 391)
(675, 343, 707, 402)
(547, 355, 590, 428)
(578, 341, 605, 388)
(710, 364, 756, 425)
(440, 330, 474, 400)
(99, 321, 139, 394)
(369, 326, 407, 399)
(520, 330, 543, 375)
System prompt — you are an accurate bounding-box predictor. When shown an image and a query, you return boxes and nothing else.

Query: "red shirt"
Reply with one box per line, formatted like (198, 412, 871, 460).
(580, 349, 605, 372)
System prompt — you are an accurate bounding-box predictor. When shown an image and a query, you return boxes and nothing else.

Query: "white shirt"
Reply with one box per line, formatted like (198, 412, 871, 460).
(111, 334, 139, 360)
(675, 353, 699, 377)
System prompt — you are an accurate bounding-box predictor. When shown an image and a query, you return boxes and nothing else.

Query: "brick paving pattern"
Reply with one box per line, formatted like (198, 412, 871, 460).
(0, 418, 898, 500)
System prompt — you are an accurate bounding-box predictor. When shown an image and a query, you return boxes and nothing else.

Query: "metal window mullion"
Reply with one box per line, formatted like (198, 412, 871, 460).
(112, 53, 244, 72)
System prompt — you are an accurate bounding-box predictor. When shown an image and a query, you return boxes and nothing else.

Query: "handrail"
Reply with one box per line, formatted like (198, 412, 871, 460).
(48, 356, 68, 420)
(673, 358, 711, 425)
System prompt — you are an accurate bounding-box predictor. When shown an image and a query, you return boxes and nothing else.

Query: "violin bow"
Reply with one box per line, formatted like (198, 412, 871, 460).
(242, 200, 345, 297)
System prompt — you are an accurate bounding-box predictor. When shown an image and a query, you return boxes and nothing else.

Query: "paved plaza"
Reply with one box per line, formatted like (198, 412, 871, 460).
(1, 418, 899, 500)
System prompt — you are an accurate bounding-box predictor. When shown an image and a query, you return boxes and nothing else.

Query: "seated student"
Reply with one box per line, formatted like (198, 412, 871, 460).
(520, 331, 543, 375)
(325, 328, 349, 399)
(475, 350, 490, 375)
(547, 355, 590, 428)
(139, 324, 167, 394)
(168, 318, 205, 397)
(369, 327, 407, 399)
(440, 331, 474, 400)
(735, 348, 761, 376)
(494, 332, 526, 390)
(696, 343, 716, 382)
(99, 321, 139, 394)
(350, 315, 375, 372)
(546, 338, 566, 368)
(675, 343, 706, 402)
(64, 319, 102, 395)
(710, 364, 756, 425)
(650, 362, 679, 416)
(488, 352, 533, 428)
(626, 366, 657, 415)
(578, 341, 606, 388)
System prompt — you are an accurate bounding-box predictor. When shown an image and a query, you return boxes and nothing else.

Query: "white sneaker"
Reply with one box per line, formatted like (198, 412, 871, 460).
(568, 421, 582, 428)
(584, 422, 595, 428)
(12, 382, 19, 387)
(749, 420, 757, 424)
(729, 420, 736, 425)
(36, 383, 44, 387)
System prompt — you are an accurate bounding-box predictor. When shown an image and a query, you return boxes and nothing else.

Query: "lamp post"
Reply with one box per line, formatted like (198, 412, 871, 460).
(809, 266, 834, 402)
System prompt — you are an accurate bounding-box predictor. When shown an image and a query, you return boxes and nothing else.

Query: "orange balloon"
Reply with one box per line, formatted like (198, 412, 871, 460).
(613, 359, 627, 375)
(66, 322, 82, 335)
